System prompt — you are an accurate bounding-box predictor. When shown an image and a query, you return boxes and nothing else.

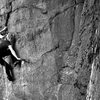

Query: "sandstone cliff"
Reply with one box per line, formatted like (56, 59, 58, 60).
(0, 0, 100, 100)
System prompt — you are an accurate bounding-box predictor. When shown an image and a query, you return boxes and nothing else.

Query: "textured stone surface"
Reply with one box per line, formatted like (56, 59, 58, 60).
(0, 0, 100, 100)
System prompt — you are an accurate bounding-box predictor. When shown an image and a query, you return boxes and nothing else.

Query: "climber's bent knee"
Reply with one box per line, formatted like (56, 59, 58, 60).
(0, 58, 5, 65)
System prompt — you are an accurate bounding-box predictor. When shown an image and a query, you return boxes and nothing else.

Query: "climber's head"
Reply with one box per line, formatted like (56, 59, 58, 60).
(0, 26, 7, 35)
(6, 33, 15, 43)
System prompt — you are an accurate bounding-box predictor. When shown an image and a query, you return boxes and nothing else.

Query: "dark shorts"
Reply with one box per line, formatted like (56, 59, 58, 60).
(0, 39, 11, 57)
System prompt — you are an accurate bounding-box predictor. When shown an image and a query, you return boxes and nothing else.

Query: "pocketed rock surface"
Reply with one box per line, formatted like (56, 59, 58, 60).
(0, 0, 100, 100)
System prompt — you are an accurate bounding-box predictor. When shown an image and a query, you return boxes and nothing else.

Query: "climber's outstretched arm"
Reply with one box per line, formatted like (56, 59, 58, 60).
(0, 34, 4, 38)
(8, 45, 21, 60)
(0, 26, 7, 38)
(0, 26, 7, 33)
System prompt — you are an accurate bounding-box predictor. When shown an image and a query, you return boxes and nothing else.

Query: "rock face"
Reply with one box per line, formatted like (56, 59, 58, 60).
(0, 0, 100, 100)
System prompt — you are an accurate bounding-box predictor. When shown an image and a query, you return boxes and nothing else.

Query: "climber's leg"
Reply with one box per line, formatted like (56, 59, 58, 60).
(0, 58, 15, 81)
(5, 49, 22, 67)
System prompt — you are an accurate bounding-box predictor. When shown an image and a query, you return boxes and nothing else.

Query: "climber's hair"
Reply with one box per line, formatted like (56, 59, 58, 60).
(6, 33, 15, 42)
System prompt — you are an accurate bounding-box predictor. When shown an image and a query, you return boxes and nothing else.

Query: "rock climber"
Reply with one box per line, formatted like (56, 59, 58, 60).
(0, 26, 23, 82)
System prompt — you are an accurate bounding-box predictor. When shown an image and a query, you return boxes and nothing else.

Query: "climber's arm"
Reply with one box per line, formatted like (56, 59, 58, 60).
(0, 34, 4, 38)
(0, 26, 7, 33)
(8, 45, 21, 60)
(0, 26, 7, 38)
